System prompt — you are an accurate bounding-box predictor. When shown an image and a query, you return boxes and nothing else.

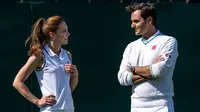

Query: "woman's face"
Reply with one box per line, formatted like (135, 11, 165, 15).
(52, 21, 70, 45)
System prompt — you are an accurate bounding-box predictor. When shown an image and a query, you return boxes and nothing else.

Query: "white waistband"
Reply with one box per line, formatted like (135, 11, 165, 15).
(131, 97, 173, 108)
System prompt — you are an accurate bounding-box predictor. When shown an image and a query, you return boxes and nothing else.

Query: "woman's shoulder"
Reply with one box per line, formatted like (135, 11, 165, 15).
(63, 49, 72, 61)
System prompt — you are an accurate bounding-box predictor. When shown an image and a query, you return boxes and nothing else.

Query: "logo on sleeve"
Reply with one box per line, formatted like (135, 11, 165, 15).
(165, 53, 171, 58)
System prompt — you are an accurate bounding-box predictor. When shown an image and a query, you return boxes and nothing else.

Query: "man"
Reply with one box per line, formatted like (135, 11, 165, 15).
(117, 3, 178, 112)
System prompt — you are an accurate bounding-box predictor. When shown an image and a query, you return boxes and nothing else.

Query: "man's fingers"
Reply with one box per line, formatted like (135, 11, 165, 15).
(158, 57, 165, 61)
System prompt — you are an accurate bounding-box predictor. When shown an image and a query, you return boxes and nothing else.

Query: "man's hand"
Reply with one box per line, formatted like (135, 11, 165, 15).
(132, 55, 165, 84)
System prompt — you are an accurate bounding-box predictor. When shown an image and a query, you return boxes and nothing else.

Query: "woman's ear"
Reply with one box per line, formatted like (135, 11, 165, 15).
(49, 32, 55, 39)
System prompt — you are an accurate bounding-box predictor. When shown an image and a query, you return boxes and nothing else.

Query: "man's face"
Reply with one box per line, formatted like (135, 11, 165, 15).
(131, 10, 149, 36)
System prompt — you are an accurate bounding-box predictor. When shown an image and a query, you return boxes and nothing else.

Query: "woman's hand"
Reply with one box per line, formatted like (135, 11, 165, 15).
(64, 64, 79, 78)
(36, 94, 57, 107)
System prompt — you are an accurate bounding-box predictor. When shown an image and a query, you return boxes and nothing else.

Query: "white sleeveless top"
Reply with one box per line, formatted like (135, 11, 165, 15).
(34, 44, 74, 111)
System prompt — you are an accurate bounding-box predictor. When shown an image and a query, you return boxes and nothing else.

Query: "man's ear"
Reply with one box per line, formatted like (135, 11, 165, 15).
(147, 16, 153, 24)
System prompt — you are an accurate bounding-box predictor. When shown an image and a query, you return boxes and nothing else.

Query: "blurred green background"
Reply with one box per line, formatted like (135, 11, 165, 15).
(1, 2, 199, 112)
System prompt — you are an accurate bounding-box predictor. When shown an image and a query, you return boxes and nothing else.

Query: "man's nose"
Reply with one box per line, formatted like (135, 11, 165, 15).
(131, 23, 136, 29)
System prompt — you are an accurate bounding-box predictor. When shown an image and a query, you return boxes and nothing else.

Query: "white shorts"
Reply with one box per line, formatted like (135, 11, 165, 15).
(131, 105, 174, 112)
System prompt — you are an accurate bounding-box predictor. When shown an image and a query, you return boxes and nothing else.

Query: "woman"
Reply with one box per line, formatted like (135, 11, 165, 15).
(13, 15, 78, 112)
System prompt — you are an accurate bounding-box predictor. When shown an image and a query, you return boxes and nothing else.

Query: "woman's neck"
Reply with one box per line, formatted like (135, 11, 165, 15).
(48, 42, 61, 56)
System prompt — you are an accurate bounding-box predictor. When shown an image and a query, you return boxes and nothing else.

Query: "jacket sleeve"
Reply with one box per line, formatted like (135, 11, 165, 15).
(117, 44, 134, 86)
(150, 37, 178, 78)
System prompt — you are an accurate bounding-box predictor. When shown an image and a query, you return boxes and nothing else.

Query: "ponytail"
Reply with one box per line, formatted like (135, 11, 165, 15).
(25, 18, 47, 56)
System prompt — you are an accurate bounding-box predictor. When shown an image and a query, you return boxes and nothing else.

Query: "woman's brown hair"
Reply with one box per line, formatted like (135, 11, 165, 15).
(25, 15, 64, 56)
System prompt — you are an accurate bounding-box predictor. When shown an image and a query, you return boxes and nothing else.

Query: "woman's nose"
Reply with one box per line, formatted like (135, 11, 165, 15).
(66, 31, 70, 36)
(67, 33, 70, 36)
